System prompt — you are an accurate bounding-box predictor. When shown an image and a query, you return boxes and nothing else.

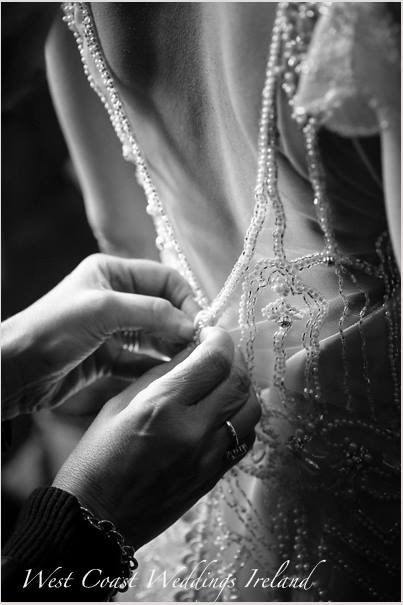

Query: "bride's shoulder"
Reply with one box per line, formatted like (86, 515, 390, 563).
(294, 2, 400, 136)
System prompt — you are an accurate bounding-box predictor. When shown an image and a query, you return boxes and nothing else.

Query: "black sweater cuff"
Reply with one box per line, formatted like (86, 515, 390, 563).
(2, 487, 124, 601)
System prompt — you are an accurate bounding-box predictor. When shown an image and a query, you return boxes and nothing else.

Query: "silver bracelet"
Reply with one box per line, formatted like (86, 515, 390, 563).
(80, 505, 138, 594)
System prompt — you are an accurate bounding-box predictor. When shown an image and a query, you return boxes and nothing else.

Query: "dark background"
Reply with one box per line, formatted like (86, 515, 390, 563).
(2, 4, 97, 542)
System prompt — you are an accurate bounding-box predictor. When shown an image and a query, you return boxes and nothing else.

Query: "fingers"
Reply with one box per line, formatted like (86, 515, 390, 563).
(78, 255, 201, 341)
(106, 343, 197, 414)
(163, 264, 201, 320)
(199, 351, 252, 428)
(216, 388, 261, 449)
(130, 327, 234, 407)
(204, 431, 256, 481)
(118, 331, 187, 360)
(90, 255, 200, 318)
(221, 431, 257, 472)
(107, 349, 165, 380)
(224, 400, 260, 446)
(202, 396, 260, 473)
(99, 291, 195, 341)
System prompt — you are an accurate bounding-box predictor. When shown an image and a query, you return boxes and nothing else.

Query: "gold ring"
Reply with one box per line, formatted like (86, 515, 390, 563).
(120, 330, 141, 353)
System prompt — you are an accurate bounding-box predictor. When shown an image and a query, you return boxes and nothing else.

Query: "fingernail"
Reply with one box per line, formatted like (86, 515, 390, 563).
(178, 318, 195, 341)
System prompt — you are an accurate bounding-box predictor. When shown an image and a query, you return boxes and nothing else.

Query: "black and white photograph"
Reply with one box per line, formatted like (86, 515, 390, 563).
(1, 1, 401, 602)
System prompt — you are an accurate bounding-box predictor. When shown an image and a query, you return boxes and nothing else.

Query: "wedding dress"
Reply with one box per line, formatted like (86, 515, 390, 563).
(47, 2, 400, 601)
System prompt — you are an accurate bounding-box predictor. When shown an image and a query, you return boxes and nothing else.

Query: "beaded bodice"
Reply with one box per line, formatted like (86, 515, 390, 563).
(60, 2, 400, 601)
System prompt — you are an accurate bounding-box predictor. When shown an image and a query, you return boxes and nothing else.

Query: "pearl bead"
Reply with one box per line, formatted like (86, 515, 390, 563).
(271, 276, 291, 296)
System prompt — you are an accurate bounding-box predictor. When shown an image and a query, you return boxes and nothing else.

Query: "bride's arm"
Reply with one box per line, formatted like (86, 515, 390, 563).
(380, 125, 401, 269)
(45, 17, 158, 260)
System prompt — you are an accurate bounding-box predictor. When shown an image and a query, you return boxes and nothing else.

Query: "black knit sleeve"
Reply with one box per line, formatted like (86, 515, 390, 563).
(2, 487, 125, 601)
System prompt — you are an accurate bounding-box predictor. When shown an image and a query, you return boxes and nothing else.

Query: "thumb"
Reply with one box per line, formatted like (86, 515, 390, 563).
(134, 327, 235, 407)
(100, 292, 195, 341)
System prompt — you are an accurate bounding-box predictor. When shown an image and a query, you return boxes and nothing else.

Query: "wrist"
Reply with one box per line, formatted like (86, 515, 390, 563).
(79, 505, 139, 595)
(4, 487, 117, 563)
(52, 476, 139, 593)
(53, 466, 147, 551)
(3, 486, 124, 600)
(52, 470, 114, 528)
(1, 297, 75, 418)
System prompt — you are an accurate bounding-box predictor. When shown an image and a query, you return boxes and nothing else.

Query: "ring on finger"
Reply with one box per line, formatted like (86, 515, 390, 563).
(120, 330, 141, 354)
(224, 419, 249, 462)
(226, 442, 249, 463)
(225, 420, 240, 448)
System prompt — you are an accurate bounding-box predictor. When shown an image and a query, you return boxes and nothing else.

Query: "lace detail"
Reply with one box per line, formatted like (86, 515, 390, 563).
(61, 2, 400, 600)
(294, 2, 401, 135)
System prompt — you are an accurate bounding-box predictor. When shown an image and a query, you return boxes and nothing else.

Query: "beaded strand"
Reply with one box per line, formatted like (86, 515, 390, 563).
(62, 2, 210, 309)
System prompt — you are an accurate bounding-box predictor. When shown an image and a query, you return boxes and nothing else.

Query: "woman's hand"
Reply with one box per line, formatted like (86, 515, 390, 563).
(53, 327, 261, 549)
(2, 253, 198, 419)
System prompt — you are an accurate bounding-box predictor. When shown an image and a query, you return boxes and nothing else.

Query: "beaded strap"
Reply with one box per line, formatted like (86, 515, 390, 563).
(80, 506, 138, 594)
